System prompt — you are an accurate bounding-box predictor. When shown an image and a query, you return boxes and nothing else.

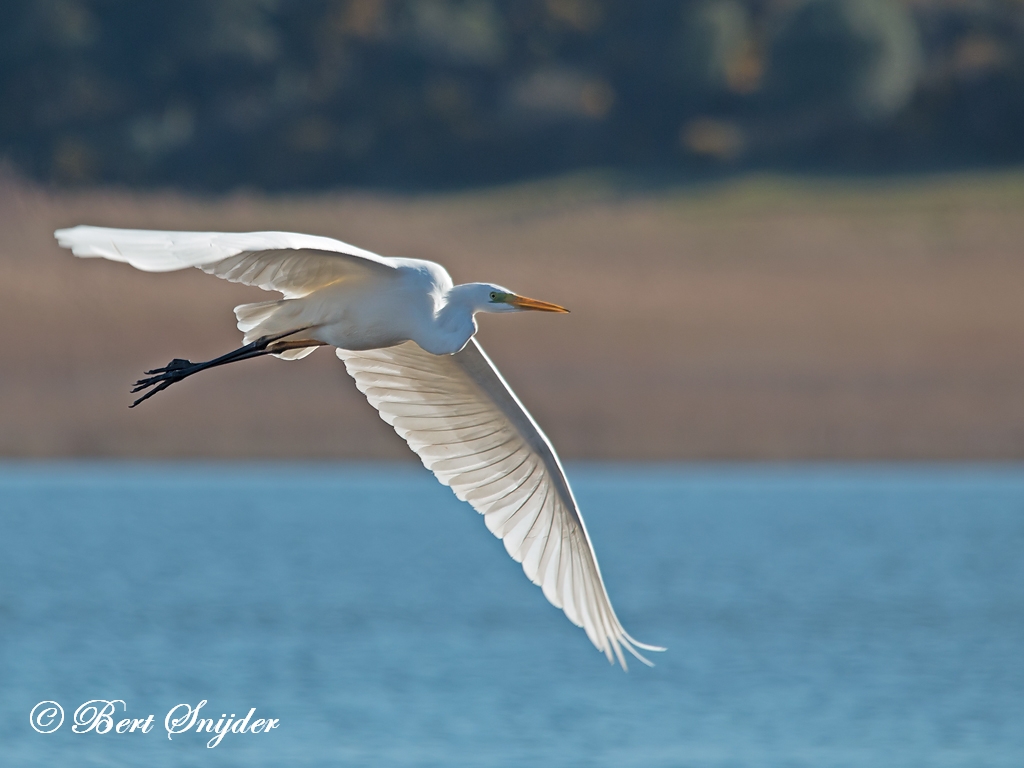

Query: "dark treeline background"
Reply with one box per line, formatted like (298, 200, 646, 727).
(2, 0, 1022, 190)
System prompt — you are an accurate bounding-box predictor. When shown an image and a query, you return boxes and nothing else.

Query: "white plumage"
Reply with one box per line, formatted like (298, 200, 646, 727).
(55, 224, 663, 668)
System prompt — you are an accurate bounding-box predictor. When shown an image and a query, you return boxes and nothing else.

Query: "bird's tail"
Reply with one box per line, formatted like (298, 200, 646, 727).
(234, 300, 318, 360)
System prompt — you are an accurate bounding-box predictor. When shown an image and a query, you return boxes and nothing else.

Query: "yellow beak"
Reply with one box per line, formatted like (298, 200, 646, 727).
(508, 294, 570, 313)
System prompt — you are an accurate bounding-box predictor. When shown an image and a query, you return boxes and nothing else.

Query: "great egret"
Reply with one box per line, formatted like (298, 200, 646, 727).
(55, 225, 663, 668)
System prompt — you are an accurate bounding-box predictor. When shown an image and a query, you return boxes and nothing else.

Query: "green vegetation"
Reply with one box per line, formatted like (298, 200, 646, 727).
(2, 0, 1022, 190)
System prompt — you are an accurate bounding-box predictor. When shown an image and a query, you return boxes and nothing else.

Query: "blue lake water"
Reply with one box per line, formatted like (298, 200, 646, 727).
(1, 463, 1023, 767)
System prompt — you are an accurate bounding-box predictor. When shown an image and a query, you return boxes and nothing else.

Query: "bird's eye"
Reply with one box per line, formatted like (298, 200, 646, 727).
(489, 292, 498, 300)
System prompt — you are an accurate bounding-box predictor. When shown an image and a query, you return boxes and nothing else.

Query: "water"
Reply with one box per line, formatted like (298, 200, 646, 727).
(1, 464, 1023, 767)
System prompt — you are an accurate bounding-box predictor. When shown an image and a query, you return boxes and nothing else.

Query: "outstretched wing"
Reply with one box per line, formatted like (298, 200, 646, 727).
(54, 226, 395, 298)
(338, 339, 663, 668)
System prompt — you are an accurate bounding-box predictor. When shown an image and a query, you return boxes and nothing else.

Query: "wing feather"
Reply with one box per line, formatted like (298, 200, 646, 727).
(54, 226, 395, 298)
(338, 339, 663, 668)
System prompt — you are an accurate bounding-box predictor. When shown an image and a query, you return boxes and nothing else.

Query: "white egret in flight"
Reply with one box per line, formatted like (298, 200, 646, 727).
(55, 226, 663, 669)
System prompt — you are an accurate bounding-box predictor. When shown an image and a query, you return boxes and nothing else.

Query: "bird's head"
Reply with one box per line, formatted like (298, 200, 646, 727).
(466, 283, 570, 314)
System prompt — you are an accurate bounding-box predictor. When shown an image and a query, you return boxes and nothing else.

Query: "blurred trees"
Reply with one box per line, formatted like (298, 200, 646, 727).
(1, 0, 1022, 189)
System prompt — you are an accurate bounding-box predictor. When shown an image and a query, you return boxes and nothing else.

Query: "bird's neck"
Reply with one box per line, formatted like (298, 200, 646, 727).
(420, 286, 480, 355)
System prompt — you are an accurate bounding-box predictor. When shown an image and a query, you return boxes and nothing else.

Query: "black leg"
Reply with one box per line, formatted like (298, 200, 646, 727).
(129, 329, 311, 408)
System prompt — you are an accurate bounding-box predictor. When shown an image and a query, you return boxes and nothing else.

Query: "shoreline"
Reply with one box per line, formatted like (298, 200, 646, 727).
(4, 171, 1023, 460)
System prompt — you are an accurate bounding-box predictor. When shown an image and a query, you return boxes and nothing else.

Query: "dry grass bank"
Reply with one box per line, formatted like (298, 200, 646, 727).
(2, 171, 1023, 460)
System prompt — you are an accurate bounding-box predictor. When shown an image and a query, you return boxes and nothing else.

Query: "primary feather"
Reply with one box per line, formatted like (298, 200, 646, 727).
(54, 225, 393, 298)
(340, 339, 663, 668)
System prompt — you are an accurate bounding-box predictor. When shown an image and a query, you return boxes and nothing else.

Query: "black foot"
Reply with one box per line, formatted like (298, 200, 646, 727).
(126, 330, 306, 408)
(130, 358, 202, 408)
